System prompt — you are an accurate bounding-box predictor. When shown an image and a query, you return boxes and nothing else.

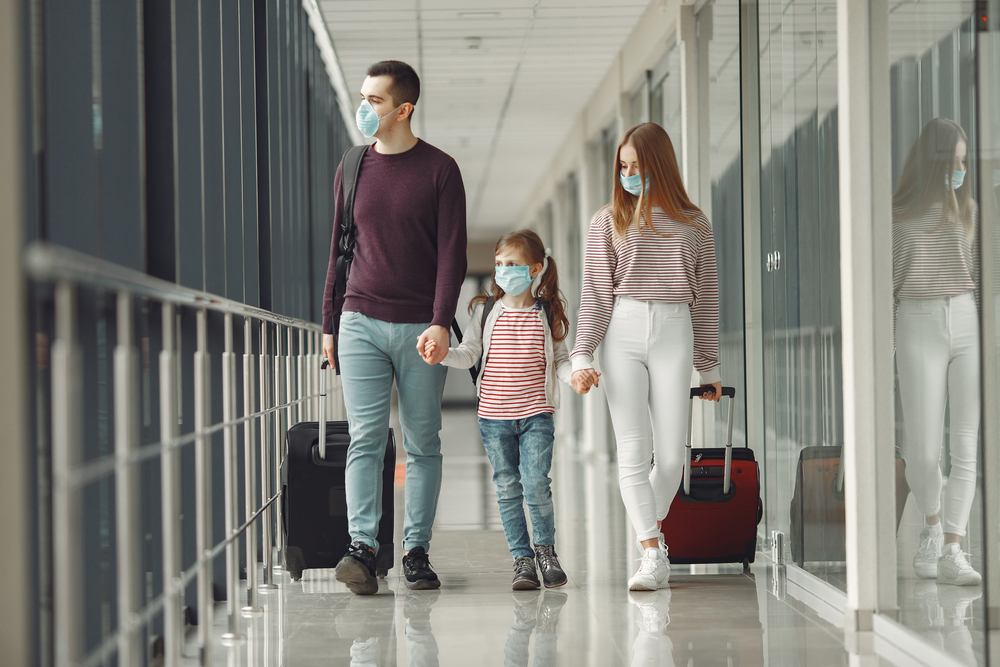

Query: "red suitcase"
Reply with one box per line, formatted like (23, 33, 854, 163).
(660, 387, 762, 568)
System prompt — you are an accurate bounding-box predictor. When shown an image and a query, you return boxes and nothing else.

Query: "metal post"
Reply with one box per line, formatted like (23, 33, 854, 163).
(114, 292, 141, 665)
(52, 281, 82, 667)
(297, 329, 304, 425)
(243, 317, 262, 612)
(221, 314, 245, 642)
(160, 302, 182, 667)
(259, 322, 277, 590)
(194, 309, 214, 665)
(273, 326, 286, 569)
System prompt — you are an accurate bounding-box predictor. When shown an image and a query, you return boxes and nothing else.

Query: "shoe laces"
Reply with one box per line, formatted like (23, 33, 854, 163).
(514, 556, 535, 574)
(348, 541, 374, 559)
(945, 549, 974, 570)
(405, 548, 431, 570)
(637, 549, 661, 575)
(536, 546, 558, 569)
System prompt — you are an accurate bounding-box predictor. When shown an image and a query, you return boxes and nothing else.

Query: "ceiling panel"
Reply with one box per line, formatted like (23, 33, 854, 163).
(322, 0, 653, 237)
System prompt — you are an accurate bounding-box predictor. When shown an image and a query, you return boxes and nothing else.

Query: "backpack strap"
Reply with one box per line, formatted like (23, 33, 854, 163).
(469, 296, 497, 385)
(334, 145, 367, 302)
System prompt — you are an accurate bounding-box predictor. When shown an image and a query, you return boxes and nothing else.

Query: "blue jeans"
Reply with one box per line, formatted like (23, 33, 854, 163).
(338, 311, 448, 553)
(478, 413, 556, 559)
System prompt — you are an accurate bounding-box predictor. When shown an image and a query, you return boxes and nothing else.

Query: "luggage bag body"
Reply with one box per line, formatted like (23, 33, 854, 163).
(282, 361, 395, 580)
(660, 387, 762, 567)
(789, 446, 908, 565)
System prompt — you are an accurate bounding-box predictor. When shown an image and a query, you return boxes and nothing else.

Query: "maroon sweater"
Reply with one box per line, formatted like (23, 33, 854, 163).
(322, 139, 468, 334)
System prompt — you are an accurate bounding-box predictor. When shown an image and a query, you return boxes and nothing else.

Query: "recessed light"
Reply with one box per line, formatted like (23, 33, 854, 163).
(458, 11, 500, 18)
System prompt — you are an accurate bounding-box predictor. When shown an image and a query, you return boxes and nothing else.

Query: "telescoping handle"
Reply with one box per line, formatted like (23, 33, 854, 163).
(319, 359, 330, 459)
(683, 386, 737, 497)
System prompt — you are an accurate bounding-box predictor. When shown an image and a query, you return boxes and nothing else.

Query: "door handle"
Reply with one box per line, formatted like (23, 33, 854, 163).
(766, 253, 773, 272)
(774, 251, 781, 271)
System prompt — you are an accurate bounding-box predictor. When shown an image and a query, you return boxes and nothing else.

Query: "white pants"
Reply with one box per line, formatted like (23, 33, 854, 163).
(598, 296, 693, 543)
(896, 291, 980, 536)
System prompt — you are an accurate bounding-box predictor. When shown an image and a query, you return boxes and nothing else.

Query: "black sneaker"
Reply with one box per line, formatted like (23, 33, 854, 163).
(512, 556, 541, 590)
(534, 545, 567, 588)
(335, 541, 379, 595)
(402, 546, 441, 590)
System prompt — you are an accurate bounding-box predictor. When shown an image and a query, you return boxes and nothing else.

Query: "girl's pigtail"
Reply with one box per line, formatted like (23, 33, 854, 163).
(534, 249, 570, 342)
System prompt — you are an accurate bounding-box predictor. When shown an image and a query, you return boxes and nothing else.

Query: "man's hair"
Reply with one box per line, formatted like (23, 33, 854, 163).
(366, 60, 420, 112)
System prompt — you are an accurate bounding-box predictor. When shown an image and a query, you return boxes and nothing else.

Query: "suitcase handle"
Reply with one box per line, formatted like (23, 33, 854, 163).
(311, 443, 345, 468)
(684, 386, 736, 497)
(320, 359, 330, 459)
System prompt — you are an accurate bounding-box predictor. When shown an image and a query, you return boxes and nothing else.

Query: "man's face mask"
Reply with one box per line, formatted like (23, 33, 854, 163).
(356, 99, 402, 138)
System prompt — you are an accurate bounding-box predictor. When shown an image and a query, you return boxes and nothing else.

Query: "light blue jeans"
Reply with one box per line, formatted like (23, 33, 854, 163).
(478, 413, 557, 559)
(338, 311, 448, 553)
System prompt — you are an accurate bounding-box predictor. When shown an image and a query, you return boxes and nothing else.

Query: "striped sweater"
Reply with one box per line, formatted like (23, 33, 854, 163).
(892, 202, 979, 307)
(571, 206, 722, 385)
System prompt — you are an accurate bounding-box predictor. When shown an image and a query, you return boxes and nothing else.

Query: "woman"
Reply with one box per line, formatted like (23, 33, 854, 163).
(893, 118, 981, 586)
(571, 123, 722, 591)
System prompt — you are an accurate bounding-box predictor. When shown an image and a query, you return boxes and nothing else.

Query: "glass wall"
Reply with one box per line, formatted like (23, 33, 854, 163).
(885, 4, 987, 664)
(755, 0, 845, 590)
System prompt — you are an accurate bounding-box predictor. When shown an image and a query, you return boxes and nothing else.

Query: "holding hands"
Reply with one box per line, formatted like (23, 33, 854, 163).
(571, 369, 601, 394)
(416, 325, 449, 365)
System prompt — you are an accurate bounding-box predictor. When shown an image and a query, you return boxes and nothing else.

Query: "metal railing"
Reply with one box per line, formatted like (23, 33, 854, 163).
(25, 242, 345, 667)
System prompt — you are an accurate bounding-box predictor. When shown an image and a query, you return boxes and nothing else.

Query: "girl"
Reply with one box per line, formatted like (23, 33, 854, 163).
(421, 230, 574, 590)
(572, 122, 721, 591)
(893, 118, 981, 586)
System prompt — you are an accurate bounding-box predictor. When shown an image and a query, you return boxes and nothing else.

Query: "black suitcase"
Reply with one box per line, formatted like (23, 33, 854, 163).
(282, 360, 396, 580)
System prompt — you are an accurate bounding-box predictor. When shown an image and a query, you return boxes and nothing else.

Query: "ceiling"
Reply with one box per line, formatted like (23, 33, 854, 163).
(318, 0, 652, 239)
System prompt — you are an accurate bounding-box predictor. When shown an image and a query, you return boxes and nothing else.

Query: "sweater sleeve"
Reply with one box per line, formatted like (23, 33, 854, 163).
(571, 211, 616, 371)
(691, 219, 722, 385)
(322, 163, 345, 335)
(440, 304, 484, 370)
(432, 160, 468, 328)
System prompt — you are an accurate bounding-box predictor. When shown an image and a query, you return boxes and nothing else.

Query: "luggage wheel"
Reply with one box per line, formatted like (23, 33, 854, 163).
(376, 568, 388, 579)
(743, 557, 750, 571)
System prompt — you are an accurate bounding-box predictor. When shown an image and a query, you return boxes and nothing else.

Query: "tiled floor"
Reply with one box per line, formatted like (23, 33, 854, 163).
(190, 407, 974, 666)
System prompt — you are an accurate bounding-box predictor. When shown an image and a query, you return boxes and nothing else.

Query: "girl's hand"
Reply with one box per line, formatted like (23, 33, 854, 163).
(572, 369, 600, 394)
(419, 339, 438, 364)
(697, 381, 723, 402)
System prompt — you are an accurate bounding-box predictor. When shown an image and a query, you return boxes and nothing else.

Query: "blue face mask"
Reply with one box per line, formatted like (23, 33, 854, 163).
(948, 168, 966, 191)
(620, 171, 650, 196)
(356, 99, 402, 138)
(494, 265, 534, 297)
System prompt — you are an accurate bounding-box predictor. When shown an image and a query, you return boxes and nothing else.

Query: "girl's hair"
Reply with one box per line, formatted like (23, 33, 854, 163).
(469, 229, 570, 342)
(893, 117, 974, 232)
(609, 123, 703, 237)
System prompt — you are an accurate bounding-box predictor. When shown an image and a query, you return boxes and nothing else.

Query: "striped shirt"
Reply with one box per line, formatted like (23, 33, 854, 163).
(893, 203, 979, 305)
(571, 206, 721, 383)
(478, 304, 554, 420)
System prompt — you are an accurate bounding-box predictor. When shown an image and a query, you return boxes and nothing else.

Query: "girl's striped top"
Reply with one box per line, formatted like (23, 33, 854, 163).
(571, 206, 721, 384)
(892, 203, 979, 304)
(478, 303, 555, 420)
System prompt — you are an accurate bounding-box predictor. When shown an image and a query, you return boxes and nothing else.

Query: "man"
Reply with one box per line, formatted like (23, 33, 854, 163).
(322, 60, 467, 595)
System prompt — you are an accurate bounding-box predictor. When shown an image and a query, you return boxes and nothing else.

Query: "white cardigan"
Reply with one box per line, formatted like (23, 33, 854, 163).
(441, 300, 574, 409)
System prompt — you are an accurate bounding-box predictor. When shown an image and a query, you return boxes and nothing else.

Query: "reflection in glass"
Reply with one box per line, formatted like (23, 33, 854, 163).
(505, 591, 566, 666)
(893, 118, 982, 588)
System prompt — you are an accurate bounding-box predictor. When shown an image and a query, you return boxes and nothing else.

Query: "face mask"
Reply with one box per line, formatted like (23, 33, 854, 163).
(495, 265, 534, 297)
(947, 168, 966, 191)
(356, 99, 402, 138)
(620, 171, 650, 196)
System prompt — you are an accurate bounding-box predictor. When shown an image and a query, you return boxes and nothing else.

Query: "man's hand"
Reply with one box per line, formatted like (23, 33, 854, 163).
(571, 369, 601, 394)
(323, 333, 337, 371)
(416, 325, 449, 365)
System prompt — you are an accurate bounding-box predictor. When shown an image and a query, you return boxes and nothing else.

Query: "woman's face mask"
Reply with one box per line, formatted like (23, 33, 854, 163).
(947, 168, 966, 191)
(620, 171, 650, 196)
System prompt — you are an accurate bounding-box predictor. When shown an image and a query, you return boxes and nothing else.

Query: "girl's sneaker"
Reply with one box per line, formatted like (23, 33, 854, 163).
(628, 547, 670, 591)
(534, 545, 568, 588)
(512, 556, 541, 590)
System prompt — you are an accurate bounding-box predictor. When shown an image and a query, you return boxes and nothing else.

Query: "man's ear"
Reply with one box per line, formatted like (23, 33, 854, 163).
(397, 103, 414, 122)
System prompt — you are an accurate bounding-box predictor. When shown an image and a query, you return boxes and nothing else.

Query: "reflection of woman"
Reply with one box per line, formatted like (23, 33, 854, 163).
(893, 118, 981, 586)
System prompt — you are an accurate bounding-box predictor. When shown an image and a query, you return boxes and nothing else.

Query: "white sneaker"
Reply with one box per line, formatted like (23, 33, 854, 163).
(937, 584, 982, 625)
(628, 547, 670, 591)
(913, 525, 944, 579)
(628, 589, 671, 633)
(937, 543, 982, 586)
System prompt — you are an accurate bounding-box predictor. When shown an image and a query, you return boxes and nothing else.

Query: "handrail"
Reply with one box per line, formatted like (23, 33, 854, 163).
(26, 240, 343, 667)
(23, 241, 323, 332)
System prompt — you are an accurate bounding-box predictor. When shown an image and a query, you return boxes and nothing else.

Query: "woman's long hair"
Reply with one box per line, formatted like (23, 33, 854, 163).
(469, 230, 570, 342)
(609, 123, 703, 237)
(893, 117, 974, 232)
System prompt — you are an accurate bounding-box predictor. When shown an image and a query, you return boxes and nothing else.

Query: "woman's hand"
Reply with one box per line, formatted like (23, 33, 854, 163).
(697, 381, 723, 401)
(572, 369, 601, 394)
